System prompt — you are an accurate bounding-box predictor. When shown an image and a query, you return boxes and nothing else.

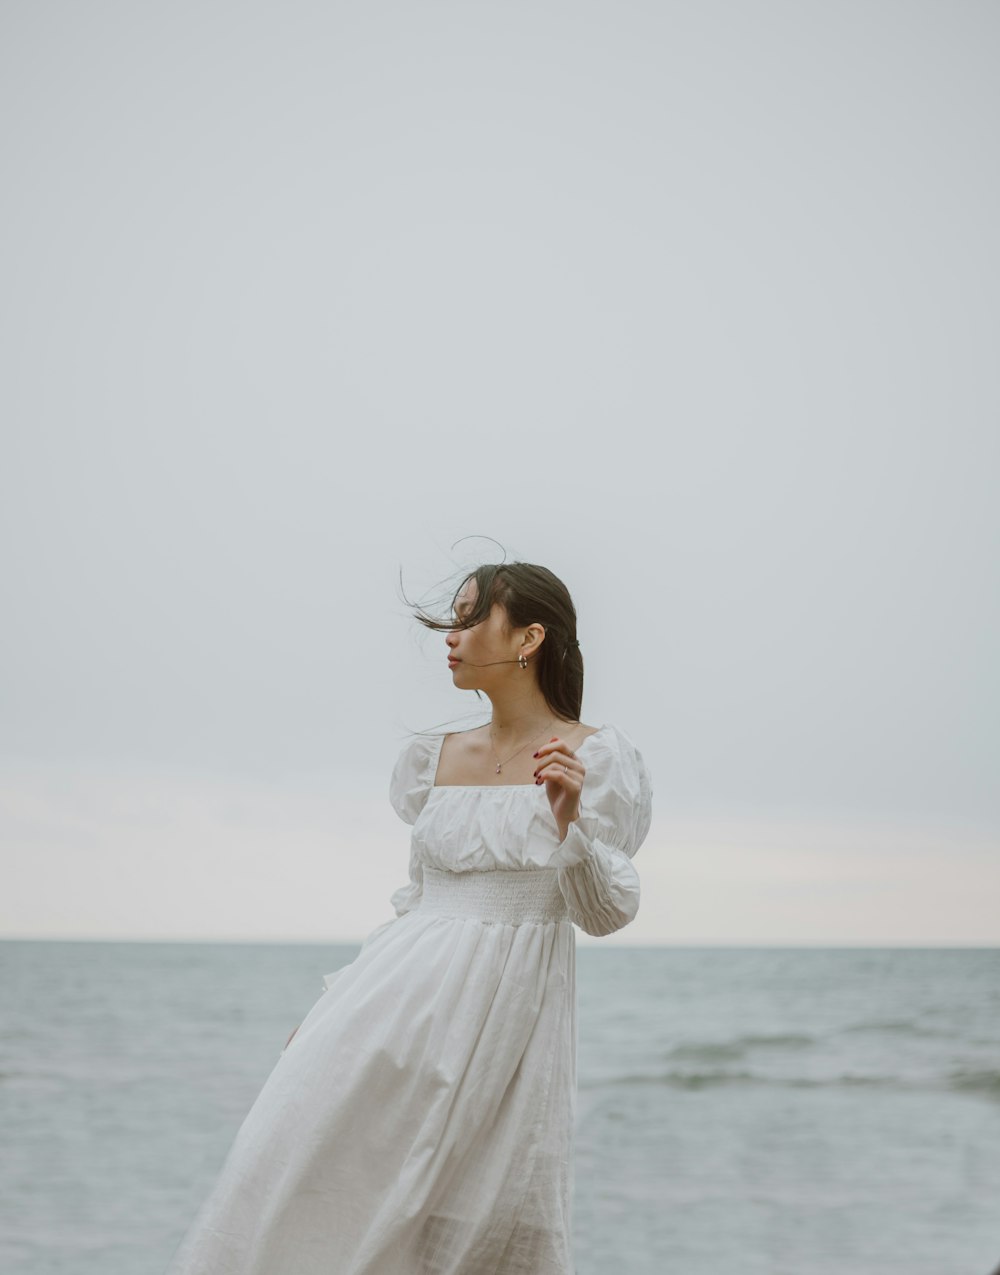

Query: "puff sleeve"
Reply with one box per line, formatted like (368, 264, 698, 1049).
(319, 735, 439, 991)
(385, 731, 440, 918)
(547, 725, 653, 937)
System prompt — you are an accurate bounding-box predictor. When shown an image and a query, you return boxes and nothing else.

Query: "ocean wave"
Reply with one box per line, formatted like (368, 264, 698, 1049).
(947, 1068, 1000, 1098)
(666, 1033, 815, 1063)
(580, 1070, 901, 1091)
(583, 1067, 1000, 1097)
(582, 1069, 759, 1090)
(841, 1018, 949, 1038)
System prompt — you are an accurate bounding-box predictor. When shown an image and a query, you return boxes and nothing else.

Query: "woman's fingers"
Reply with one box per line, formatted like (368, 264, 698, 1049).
(533, 737, 585, 786)
(534, 766, 580, 786)
(533, 737, 576, 767)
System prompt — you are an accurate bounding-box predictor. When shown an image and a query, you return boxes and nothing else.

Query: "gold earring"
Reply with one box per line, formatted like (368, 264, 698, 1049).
(518, 653, 527, 669)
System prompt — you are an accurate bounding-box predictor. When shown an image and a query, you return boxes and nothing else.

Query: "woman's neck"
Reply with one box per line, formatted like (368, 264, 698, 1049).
(485, 685, 563, 738)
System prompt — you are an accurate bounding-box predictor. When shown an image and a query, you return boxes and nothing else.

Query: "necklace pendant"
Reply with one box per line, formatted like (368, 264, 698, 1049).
(495, 762, 502, 774)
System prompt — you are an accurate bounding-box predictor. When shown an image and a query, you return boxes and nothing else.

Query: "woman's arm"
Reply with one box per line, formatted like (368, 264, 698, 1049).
(535, 728, 652, 936)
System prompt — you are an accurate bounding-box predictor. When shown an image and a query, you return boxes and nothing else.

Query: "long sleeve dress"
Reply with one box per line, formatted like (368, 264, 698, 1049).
(164, 720, 653, 1275)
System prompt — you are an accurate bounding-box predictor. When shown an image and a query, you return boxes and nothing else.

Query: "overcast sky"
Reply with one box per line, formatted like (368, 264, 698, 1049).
(2, 1, 997, 946)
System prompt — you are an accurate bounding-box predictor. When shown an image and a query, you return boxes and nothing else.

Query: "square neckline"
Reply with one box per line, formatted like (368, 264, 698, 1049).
(429, 722, 611, 791)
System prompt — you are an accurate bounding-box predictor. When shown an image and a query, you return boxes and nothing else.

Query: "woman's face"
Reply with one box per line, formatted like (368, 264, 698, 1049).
(445, 578, 519, 686)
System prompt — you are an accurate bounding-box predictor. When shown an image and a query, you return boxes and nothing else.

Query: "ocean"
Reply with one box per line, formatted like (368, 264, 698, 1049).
(1, 941, 998, 1275)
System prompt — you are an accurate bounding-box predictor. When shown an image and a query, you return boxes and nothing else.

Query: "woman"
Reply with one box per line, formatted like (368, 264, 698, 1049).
(165, 560, 653, 1275)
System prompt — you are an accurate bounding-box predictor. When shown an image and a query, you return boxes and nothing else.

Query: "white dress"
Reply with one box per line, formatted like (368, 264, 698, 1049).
(165, 721, 653, 1275)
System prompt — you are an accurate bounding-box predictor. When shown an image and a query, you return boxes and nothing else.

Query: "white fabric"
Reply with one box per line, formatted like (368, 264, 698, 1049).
(165, 722, 652, 1275)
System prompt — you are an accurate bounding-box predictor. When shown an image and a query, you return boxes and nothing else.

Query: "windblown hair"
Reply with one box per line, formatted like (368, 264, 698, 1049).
(408, 560, 584, 723)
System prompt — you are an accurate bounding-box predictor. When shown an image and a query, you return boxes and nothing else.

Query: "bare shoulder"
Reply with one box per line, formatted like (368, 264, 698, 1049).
(556, 720, 601, 751)
(434, 724, 494, 785)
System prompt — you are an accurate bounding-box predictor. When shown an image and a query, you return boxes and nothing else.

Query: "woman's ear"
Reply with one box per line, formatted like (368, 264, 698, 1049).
(521, 623, 546, 658)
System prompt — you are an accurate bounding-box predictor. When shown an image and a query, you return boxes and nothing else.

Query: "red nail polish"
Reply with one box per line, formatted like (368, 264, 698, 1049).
(532, 751, 538, 757)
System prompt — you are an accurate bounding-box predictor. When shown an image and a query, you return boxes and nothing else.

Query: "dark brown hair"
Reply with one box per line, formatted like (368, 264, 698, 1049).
(408, 560, 584, 722)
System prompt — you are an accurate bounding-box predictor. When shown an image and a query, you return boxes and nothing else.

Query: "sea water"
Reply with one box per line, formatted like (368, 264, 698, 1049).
(1, 941, 998, 1275)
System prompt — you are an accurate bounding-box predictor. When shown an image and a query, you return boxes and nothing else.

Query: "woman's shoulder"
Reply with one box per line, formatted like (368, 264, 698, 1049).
(388, 730, 445, 823)
(580, 721, 652, 795)
(580, 721, 645, 760)
(579, 722, 653, 840)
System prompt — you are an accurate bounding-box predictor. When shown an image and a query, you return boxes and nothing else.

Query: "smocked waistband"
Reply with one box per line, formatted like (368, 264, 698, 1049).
(419, 866, 570, 925)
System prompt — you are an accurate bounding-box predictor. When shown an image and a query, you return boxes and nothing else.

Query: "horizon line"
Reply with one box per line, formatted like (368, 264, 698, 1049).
(2, 934, 997, 950)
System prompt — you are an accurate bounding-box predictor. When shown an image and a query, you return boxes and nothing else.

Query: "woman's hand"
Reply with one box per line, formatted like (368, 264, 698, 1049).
(533, 736, 585, 842)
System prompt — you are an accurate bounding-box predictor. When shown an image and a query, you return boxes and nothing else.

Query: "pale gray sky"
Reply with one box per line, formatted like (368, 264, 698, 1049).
(2, 2, 997, 945)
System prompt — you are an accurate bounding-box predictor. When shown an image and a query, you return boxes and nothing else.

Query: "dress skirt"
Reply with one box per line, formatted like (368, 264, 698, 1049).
(165, 867, 578, 1275)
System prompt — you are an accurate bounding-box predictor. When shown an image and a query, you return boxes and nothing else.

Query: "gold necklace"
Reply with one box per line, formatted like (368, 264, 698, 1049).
(489, 718, 558, 775)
